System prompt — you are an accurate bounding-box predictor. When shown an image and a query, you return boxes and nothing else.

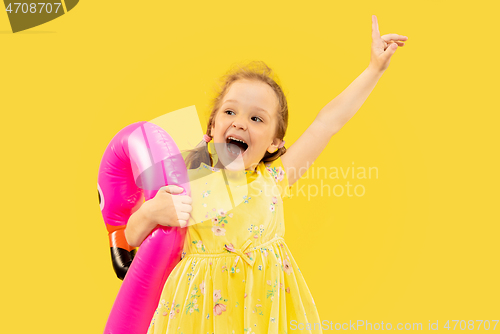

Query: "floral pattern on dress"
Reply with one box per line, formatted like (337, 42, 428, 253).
(191, 240, 206, 252)
(270, 196, 278, 213)
(158, 299, 180, 319)
(209, 209, 234, 236)
(213, 289, 228, 316)
(266, 279, 278, 301)
(199, 280, 205, 294)
(252, 300, 264, 316)
(266, 161, 291, 200)
(230, 256, 241, 274)
(185, 285, 202, 315)
(265, 165, 285, 182)
(247, 224, 264, 239)
(186, 259, 197, 285)
(212, 225, 226, 236)
(283, 258, 293, 274)
(260, 247, 269, 257)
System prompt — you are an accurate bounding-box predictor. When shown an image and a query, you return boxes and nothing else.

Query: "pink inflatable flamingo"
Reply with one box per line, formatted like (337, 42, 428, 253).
(97, 121, 189, 334)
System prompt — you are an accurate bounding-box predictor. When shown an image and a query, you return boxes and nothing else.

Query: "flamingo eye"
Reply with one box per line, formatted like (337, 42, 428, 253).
(98, 183, 105, 211)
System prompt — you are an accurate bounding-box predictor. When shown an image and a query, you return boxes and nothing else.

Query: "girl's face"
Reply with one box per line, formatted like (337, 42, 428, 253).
(211, 79, 282, 171)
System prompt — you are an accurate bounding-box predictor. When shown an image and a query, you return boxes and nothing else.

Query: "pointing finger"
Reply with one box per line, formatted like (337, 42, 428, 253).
(371, 15, 385, 49)
(372, 15, 380, 39)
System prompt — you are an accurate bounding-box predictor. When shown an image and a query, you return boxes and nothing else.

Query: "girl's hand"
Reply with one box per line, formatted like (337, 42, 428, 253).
(369, 15, 408, 73)
(144, 185, 192, 228)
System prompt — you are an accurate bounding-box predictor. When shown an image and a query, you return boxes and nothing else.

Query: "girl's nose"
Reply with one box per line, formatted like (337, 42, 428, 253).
(232, 120, 247, 130)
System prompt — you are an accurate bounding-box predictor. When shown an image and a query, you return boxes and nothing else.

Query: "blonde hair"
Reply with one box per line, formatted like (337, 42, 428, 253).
(185, 61, 289, 169)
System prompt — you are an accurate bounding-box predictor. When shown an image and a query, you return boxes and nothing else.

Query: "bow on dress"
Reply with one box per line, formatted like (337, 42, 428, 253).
(224, 239, 255, 273)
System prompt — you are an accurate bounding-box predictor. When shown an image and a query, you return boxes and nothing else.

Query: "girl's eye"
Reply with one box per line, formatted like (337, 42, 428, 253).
(224, 110, 262, 122)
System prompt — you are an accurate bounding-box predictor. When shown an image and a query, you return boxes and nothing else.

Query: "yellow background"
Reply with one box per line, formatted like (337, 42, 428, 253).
(1, 0, 499, 332)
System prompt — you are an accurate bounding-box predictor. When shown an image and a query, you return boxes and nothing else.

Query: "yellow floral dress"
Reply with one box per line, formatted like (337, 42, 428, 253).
(147, 156, 322, 334)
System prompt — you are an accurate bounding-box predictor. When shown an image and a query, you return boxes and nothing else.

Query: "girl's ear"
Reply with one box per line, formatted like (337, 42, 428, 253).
(266, 138, 282, 154)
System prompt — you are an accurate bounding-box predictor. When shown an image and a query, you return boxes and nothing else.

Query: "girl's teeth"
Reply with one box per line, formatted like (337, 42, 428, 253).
(228, 136, 246, 144)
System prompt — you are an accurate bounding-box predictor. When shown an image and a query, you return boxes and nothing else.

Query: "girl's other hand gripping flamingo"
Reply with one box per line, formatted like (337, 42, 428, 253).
(281, 15, 408, 185)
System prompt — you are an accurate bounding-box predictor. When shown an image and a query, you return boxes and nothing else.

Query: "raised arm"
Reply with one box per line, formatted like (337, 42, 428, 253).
(281, 15, 408, 186)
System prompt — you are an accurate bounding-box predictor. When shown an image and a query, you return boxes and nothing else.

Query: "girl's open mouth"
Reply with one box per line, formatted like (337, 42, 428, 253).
(226, 136, 249, 157)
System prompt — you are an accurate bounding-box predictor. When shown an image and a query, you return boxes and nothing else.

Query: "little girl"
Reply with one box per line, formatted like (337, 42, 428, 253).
(125, 15, 408, 334)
